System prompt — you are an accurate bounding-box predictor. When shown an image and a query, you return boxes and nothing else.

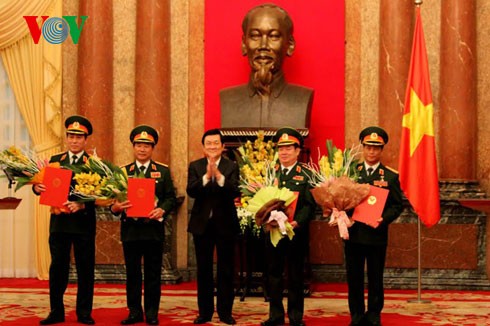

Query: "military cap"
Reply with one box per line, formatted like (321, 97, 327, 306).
(130, 125, 159, 145)
(65, 115, 93, 136)
(274, 127, 303, 148)
(359, 126, 388, 146)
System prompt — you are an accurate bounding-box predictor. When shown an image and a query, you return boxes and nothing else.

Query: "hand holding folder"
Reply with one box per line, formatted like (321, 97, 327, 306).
(126, 178, 156, 217)
(39, 167, 72, 208)
(352, 185, 389, 228)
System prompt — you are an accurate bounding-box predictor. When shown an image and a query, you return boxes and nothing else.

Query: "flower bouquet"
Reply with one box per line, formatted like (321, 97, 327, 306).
(307, 140, 370, 240)
(68, 151, 128, 206)
(235, 131, 277, 236)
(237, 154, 296, 246)
(0, 146, 58, 191)
(245, 182, 297, 246)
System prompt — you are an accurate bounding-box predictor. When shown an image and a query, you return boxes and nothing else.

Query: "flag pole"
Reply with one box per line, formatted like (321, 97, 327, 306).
(407, 216, 431, 303)
(406, 0, 431, 304)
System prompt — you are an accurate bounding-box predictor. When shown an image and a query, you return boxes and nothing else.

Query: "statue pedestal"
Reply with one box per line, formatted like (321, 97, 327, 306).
(220, 127, 310, 162)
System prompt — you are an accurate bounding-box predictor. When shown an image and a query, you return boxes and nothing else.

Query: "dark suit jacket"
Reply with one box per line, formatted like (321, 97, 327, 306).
(220, 72, 313, 128)
(186, 157, 240, 236)
(120, 160, 176, 242)
(348, 163, 403, 245)
(45, 151, 96, 235)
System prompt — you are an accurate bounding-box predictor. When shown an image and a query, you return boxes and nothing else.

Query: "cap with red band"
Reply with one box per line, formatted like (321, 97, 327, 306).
(274, 127, 304, 148)
(359, 126, 388, 146)
(130, 125, 159, 145)
(65, 115, 93, 136)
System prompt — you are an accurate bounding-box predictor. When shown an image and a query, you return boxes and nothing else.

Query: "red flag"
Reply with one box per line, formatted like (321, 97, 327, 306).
(399, 7, 440, 227)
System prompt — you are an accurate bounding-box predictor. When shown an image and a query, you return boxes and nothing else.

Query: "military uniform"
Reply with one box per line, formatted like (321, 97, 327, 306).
(115, 125, 176, 325)
(262, 128, 316, 326)
(344, 127, 403, 326)
(37, 115, 96, 325)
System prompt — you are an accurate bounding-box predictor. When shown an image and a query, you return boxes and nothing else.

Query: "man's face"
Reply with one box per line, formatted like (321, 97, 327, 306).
(362, 144, 383, 166)
(66, 133, 87, 154)
(133, 142, 154, 163)
(242, 8, 293, 75)
(278, 145, 300, 167)
(203, 134, 224, 160)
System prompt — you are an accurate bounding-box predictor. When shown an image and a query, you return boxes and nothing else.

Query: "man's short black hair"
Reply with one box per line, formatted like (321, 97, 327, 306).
(201, 128, 223, 145)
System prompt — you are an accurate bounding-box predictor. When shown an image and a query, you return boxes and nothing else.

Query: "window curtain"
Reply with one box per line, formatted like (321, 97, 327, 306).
(0, 0, 62, 279)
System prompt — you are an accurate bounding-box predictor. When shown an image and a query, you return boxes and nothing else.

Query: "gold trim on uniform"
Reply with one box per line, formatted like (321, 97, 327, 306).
(385, 166, 399, 174)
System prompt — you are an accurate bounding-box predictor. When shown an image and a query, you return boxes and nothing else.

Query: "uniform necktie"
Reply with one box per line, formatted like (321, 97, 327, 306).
(367, 167, 373, 176)
(282, 168, 288, 175)
(139, 165, 146, 175)
(71, 155, 78, 165)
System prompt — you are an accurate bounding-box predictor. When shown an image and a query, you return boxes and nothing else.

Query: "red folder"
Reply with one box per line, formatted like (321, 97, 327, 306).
(40, 167, 72, 208)
(126, 178, 155, 217)
(352, 185, 389, 228)
(285, 192, 299, 222)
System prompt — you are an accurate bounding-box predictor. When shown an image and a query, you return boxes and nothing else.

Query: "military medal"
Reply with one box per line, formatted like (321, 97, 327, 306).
(374, 179, 388, 187)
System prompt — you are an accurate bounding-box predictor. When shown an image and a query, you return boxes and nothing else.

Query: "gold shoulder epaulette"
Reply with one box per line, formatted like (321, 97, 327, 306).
(385, 166, 399, 174)
(154, 161, 168, 167)
(52, 151, 66, 156)
(120, 163, 132, 170)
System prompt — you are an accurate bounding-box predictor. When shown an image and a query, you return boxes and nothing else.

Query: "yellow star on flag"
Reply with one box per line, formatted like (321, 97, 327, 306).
(402, 88, 434, 156)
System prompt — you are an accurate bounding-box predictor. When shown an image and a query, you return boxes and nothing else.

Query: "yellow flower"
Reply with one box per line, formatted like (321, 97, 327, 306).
(332, 149, 343, 174)
(318, 156, 331, 178)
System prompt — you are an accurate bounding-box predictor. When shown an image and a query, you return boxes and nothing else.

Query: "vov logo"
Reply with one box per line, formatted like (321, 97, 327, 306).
(23, 16, 88, 44)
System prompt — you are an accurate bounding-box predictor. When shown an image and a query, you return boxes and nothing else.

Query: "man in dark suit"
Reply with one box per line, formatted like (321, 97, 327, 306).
(34, 115, 96, 325)
(345, 126, 403, 326)
(261, 127, 316, 326)
(186, 129, 240, 325)
(111, 125, 176, 326)
(220, 4, 313, 128)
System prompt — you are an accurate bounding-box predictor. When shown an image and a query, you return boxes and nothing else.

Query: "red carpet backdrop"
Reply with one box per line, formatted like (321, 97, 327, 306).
(1, 280, 490, 325)
(204, 0, 346, 153)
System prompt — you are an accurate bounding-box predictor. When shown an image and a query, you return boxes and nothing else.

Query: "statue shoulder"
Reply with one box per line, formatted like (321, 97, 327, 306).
(220, 84, 250, 99)
(286, 83, 314, 94)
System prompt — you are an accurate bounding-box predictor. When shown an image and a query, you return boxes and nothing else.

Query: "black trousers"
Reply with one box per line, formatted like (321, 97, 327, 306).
(122, 240, 163, 319)
(344, 241, 387, 323)
(265, 230, 307, 323)
(193, 218, 235, 320)
(48, 232, 95, 318)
